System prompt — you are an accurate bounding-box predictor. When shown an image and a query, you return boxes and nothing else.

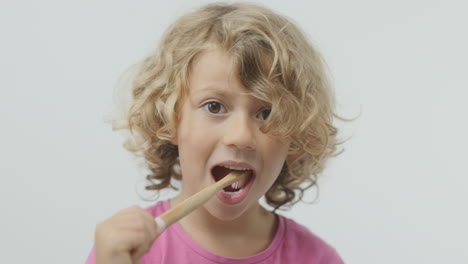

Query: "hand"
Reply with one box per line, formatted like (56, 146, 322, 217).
(94, 205, 160, 264)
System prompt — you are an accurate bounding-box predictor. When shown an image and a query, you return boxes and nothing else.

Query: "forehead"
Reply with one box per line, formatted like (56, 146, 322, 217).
(188, 49, 242, 94)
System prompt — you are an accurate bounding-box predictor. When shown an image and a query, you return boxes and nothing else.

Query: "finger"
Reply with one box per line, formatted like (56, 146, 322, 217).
(140, 210, 160, 240)
(129, 235, 151, 263)
(130, 209, 158, 252)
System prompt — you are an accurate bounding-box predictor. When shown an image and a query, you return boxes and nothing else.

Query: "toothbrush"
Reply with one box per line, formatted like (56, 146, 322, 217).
(154, 170, 248, 232)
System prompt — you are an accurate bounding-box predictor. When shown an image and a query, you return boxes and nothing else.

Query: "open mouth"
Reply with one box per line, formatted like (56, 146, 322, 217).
(211, 166, 254, 194)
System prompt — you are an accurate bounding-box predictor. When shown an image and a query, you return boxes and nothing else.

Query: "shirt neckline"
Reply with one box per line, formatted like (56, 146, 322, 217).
(162, 200, 285, 263)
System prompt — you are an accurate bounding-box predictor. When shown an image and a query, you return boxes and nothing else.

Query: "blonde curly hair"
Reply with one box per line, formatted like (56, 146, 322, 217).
(115, 2, 348, 211)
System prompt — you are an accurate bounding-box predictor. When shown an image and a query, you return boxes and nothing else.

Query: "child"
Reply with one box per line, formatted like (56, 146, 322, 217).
(87, 2, 346, 263)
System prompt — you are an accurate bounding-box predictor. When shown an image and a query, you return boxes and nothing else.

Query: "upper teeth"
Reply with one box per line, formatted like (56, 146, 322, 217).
(223, 166, 250, 171)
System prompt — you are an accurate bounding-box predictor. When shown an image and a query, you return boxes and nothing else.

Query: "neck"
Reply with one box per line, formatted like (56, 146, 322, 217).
(169, 196, 278, 257)
(171, 196, 275, 233)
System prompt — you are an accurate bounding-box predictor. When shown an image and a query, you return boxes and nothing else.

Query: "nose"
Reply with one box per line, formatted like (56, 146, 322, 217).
(222, 112, 257, 151)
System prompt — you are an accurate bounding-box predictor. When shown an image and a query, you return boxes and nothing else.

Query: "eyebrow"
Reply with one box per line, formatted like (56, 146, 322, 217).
(190, 87, 271, 109)
(190, 87, 234, 100)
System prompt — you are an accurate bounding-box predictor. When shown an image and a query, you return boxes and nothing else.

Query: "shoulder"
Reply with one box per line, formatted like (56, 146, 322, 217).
(144, 200, 170, 217)
(278, 215, 345, 264)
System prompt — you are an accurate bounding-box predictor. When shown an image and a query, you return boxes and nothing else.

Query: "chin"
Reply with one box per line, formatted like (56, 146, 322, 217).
(204, 199, 255, 222)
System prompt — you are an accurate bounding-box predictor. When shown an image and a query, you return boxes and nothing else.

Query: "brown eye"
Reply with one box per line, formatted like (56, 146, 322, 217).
(204, 102, 225, 114)
(208, 102, 220, 113)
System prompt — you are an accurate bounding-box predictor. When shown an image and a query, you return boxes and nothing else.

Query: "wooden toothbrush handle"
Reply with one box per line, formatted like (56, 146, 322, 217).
(155, 171, 247, 231)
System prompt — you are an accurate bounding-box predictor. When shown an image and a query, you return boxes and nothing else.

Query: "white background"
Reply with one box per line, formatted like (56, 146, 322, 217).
(1, 0, 467, 263)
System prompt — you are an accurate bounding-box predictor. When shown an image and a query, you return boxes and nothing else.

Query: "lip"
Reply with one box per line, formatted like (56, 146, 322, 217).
(210, 160, 257, 205)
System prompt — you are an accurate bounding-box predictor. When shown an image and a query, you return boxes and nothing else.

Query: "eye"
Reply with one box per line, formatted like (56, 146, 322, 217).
(257, 108, 271, 120)
(203, 102, 226, 114)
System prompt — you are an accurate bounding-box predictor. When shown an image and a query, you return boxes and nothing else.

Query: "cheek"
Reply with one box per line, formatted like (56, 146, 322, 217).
(262, 138, 290, 176)
(176, 121, 209, 189)
(265, 138, 289, 161)
(176, 114, 218, 172)
(177, 121, 202, 161)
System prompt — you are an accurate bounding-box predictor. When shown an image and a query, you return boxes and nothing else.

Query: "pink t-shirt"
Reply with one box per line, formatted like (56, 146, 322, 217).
(86, 200, 344, 263)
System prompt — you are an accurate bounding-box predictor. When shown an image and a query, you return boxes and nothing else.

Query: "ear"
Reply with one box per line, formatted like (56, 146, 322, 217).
(170, 127, 178, 145)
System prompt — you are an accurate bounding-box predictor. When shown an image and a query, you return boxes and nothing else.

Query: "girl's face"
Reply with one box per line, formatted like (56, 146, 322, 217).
(173, 49, 290, 221)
